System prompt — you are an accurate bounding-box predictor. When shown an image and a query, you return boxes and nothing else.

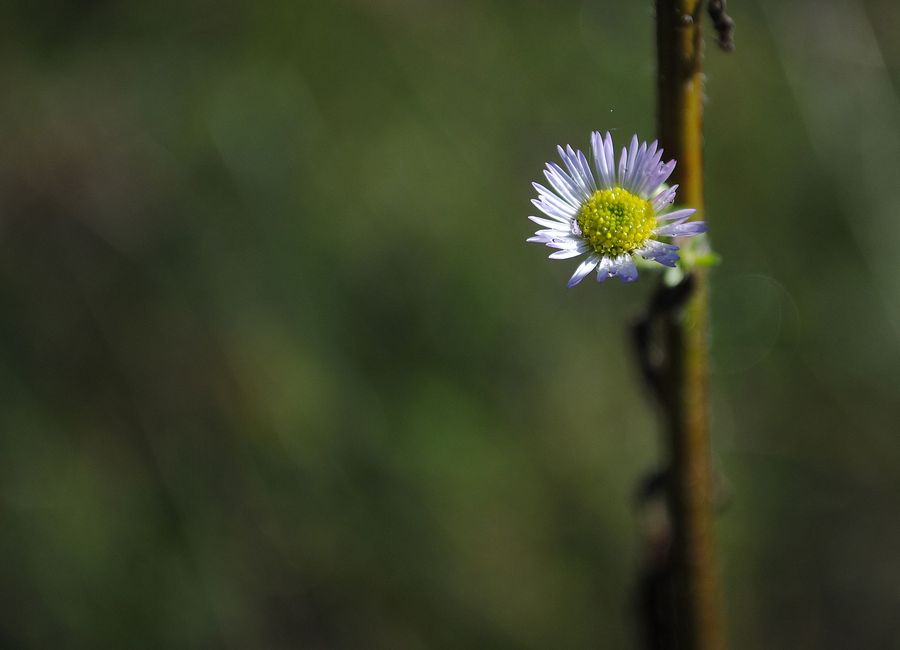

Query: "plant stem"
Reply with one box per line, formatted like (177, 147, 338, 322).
(655, 1, 726, 649)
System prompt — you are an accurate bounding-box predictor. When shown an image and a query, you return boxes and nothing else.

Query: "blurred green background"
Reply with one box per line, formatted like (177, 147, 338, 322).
(2, 0, 900, 648)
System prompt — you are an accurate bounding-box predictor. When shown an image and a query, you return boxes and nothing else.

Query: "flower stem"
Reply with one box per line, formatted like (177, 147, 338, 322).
(655, 1, 726, 649)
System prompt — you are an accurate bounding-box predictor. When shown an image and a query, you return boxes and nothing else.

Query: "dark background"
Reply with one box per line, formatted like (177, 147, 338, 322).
(2, 0, 900, 648)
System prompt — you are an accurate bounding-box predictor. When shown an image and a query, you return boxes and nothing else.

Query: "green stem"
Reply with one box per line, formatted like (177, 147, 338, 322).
(656, 1, 726, 649)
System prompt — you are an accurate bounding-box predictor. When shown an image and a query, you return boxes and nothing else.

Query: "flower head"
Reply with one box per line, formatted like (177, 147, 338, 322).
(527, 132, 706, 287)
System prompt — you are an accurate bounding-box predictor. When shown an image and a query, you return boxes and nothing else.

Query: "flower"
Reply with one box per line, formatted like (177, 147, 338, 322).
(527, 132, 707, 287)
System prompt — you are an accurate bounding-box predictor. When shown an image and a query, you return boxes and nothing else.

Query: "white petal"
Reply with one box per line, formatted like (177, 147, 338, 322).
(531, 228, 571, 239)
(549, 245, 588, 260)
(651, 185, 678, 212)
(558, 146, 594, 198)
(575, 149, 597, 192)
(655, 208, 696, 223)
(634, 147, 664, 196)
(545, 235, 582, 249)
(646, 160, 676, 190)
(622, 135, 639, 189)
(544, 164, 587, 205)
(636, 239, 679, 255)
(591, 131, 614, 189)
(654, 221, 707, 237)
(609, 254, 639, 282)
(595, 256, 614, 282)
(533, 181, 579, 210)
(632, 141, 657, 181)
(604, 133, 616, 185)
(567, 253, 601, 287)
(564, 145, 587, 183)
(636, 239, 680, 267)
(557, 147, 585, 192)
(625, 139, 646, 190)
(531, 196, 578, 222)
(528, 215, 571, 230)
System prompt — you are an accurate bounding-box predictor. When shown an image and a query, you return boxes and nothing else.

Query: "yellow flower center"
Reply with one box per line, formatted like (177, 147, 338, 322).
(576, 187, 655, 257)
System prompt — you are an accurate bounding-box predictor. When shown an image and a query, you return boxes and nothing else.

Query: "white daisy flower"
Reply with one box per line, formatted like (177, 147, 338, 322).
(527, 132, 707, 287)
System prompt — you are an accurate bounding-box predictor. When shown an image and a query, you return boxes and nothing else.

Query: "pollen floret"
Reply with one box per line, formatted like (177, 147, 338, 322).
(526, 132, 707, 287)
(577, 188, 655, 258)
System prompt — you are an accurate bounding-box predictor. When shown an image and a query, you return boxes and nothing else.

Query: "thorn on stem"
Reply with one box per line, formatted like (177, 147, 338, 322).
(707, 0, 735, 52)
(630, 274, 696, 404)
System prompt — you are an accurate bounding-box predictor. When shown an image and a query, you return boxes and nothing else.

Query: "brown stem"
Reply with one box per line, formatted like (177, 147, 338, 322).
(654, 1, 726, 649)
